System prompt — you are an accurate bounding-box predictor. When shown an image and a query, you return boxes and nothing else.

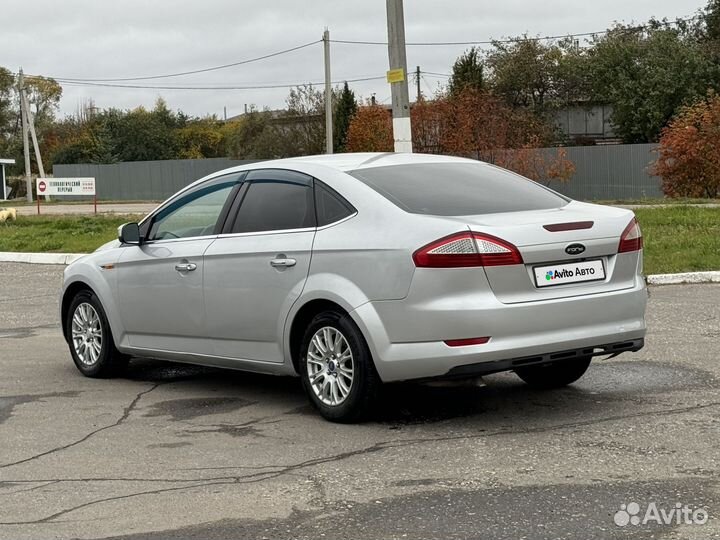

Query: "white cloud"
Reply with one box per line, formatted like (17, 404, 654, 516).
(2, 0, 706, 118)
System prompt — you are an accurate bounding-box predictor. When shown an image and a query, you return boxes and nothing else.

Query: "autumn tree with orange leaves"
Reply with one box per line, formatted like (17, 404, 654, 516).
(345, 105, 393, 152)
(653, 93, 720, 198)
(349, 88, 575, 185)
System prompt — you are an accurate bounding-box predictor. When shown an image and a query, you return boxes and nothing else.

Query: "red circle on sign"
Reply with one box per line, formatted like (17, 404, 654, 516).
(38, 181, 46, 192)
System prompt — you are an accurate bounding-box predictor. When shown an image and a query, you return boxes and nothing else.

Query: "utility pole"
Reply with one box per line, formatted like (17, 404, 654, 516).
(415, 65, 421, 102)
(22, 91, 47, 192)
(18, 69, 33, 202)
(386, 0, 412, 153)
(323, 28, 333, 154)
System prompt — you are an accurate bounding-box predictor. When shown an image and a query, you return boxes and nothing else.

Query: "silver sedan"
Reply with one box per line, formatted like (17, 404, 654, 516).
(60, 153, 647, 422)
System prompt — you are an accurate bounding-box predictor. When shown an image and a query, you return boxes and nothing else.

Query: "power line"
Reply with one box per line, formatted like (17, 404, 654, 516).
(29, 39, 321, 82)
(52, 75, 386, 91)
(330, 15, 699, 47)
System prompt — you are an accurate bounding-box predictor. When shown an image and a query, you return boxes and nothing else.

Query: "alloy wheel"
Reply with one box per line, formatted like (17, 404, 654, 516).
(71, 302, 103, 366)
(306, 326, 354, 406)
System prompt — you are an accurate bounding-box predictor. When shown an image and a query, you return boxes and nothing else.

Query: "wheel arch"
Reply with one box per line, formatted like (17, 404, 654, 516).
(287, 299, 350, 374)
(61, 280, 96, 342)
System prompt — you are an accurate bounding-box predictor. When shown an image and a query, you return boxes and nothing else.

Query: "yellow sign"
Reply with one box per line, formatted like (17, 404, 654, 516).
(386, 68, 405, 84)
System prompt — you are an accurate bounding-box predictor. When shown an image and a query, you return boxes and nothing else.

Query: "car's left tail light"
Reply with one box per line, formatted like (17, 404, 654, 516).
(413, 232, 523, 268)
(618, 217, 643, 253)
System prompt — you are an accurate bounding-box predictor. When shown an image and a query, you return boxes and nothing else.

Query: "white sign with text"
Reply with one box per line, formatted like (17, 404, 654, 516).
(37, 177, 96, 196)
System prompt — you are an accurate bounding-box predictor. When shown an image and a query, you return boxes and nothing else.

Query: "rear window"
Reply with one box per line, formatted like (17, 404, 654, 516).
(349, 162, 569, 216)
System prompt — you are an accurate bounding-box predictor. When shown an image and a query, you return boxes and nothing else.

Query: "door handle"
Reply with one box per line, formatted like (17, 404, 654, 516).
(270, 258, 296, 268)
(175, 262, 197, 272)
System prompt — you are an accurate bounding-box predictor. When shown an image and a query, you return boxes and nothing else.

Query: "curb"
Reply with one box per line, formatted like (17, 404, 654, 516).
(646, 271, 720, 285)
(1, 251, 719, 285)
(0, 252, 85, 265)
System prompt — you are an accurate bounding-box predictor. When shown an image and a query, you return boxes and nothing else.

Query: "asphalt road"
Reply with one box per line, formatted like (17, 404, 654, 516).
(0, 262, 718, 540)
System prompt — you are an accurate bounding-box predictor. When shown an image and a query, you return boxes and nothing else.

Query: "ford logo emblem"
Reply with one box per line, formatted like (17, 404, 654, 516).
(565, 243, 586, 256)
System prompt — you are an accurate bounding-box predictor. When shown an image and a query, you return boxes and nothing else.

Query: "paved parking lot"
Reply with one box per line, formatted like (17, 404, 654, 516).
(0, 262, 718, 539)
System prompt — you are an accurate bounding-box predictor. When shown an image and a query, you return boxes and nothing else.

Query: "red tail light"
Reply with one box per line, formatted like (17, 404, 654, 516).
(413, 232, 523, 268)
(618, 217, 643, 253)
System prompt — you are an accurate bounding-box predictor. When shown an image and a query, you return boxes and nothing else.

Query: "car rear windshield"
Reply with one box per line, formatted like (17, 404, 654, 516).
(348, 162, 569, 216)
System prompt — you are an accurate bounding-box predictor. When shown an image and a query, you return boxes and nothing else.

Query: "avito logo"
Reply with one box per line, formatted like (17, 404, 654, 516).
(545, 267, 596, 281)
(546, 268, 575, 281)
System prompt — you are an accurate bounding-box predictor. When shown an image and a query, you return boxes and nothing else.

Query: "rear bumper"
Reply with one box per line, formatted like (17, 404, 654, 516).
(350, 281, 647, 382)
(444, 338, 644, 379)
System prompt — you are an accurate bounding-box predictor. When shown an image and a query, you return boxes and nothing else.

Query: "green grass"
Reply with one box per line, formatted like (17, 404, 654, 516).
(0, 215, 143, 253)
(0, 208, 718, 275)
(635, 206, 720, 274)
(595, 198, 720, 206)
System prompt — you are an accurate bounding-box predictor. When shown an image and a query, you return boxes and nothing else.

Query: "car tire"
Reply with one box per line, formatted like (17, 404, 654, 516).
(299, 310, 381, 423)
(66, 290, 129, 378)
(515, 356, 592, 389)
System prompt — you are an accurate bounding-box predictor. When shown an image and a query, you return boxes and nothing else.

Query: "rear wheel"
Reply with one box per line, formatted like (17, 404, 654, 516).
(299, 311, 381, 423)
(515, 356, 592, 389)
(66, 290, 128, 378)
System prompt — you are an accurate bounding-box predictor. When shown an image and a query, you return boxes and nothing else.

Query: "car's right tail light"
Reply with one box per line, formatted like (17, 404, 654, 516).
(618, 217, 643, 253)
(413, 232, 523, 268)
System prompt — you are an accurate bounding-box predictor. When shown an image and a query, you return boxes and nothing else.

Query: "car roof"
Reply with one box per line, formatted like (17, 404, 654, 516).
(164, 152, 480, 212)
(255, 152, 477, 172)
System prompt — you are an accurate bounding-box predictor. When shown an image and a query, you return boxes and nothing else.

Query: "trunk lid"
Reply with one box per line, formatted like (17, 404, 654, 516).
(446, 201, 641, 304)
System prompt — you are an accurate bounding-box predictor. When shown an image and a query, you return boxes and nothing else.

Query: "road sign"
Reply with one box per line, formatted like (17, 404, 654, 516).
(36, 177, 95, 196)
(35, 177, 97, 215)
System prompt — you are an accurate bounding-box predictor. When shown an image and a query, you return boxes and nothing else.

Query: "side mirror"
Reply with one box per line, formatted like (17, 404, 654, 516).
(118, 222, 141, 245)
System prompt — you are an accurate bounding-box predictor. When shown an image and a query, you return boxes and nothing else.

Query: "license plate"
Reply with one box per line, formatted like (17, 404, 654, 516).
(533, 259, 606, 288)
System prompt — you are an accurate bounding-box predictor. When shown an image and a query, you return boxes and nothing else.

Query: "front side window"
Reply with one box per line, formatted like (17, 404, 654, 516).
(148, 180, 237, 241)
(231, 174, 315, 234)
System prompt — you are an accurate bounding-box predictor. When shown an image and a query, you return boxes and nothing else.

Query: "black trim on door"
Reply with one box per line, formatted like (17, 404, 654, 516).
(214, 171, 248, 234)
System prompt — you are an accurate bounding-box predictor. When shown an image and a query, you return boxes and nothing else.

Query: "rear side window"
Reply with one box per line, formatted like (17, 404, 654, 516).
(231, 180, 315, 233)
(314, 182, 355, 226)
(349, 162, 568, 216)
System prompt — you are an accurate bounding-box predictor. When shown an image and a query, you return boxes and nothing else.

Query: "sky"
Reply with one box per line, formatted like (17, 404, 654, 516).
(1, 0, 708, 119)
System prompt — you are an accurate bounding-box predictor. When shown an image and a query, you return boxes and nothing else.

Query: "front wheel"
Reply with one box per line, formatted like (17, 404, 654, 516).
(515, 356, 592, 389)
(66, 291, 128, 378)
(299, 311, 381, 423)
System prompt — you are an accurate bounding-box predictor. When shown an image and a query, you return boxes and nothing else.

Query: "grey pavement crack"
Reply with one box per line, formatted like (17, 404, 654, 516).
(0, 383, 162, 470)
(1, 398, 718, 525)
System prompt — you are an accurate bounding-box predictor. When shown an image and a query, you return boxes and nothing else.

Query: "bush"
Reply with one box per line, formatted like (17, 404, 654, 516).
(653, 93, 720, 198)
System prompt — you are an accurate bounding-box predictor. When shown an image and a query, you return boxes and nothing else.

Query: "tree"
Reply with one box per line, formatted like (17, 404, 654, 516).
(23, 76, 62, 126)
(494, 138, 575, 186)
(51, 131, 115, 164)
(178, 118, 225, 159)
(486, 38, 561, 110)
(333, 82, 357, 152)
(225, 109, 287, 159)
(346, 105, 393, 152)
(652, 93, 720, 198)
(587, 23, 720, 143)
(449, 47, 484, 94)
(411, 97, 445, 154)
(0, 67, 14, 137)
(101, 99, 182, 161)
(282, 84, 327, 155)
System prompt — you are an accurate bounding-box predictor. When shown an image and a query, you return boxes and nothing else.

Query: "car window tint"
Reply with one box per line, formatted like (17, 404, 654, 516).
(349, 162, 569, 216)
(149, 182, 235, 241)
(231, 180, 315, 233)
(315, 182, 355, 226)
